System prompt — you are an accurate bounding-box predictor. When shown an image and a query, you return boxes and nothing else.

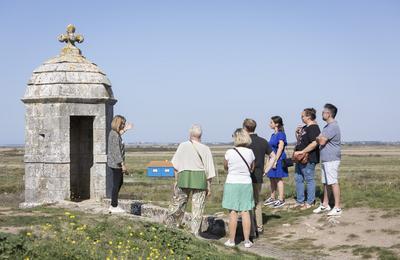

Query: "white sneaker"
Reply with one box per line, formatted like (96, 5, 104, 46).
(224, 240, 235, 247)
(313, 204, 331, 214)
(244, 240, 253, 248)
(327, 207, 342, 216)
(109, 206, 125, 214)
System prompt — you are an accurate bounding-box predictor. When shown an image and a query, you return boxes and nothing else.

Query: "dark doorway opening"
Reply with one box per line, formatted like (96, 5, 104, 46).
(70, 116, 94, 201)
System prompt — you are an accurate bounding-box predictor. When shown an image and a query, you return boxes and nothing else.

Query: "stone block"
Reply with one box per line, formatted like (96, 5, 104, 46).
(24, 175, 41, 190)
(94, 154, 107, 163)
(45, 177, 69, 190)
(93, 116, 106, 129)
(94, 141, 106, 154)
(24, 189, 37, 203)
(25, 104, 45, 118)
(42, 163, 70, 178)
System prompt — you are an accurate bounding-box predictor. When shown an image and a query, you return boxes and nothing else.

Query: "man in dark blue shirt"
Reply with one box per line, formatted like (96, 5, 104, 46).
(243, 119, 275, 234)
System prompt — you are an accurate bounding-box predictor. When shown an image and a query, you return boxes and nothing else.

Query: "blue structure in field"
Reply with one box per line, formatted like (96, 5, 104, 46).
(146, 161, 174, 177)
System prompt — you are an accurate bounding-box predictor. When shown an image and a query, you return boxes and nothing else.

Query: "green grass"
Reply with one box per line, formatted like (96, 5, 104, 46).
(3, 146, 400, 211)
(0, 207, 267, 259)
(121, 146, 400, 213)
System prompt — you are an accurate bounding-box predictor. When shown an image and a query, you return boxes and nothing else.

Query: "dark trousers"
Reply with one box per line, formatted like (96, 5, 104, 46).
(111, 168, 123, 207)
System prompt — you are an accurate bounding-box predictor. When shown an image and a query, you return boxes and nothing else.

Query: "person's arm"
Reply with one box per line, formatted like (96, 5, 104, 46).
(296, 141, 318, 155)
(173, 169, 179, 190)
(273, 140, 285, 168)
(250, 161, 255, 172)
(206, 179, 212, 197)
(109, 132, 124, 167)
(118, 137, 128, 173)
(205, 148, 216, 197)
(264, 151, 276, 175)
(316, 135, 328, 146)
(224, 159, 228, 171)
(317, 125, 336, 146)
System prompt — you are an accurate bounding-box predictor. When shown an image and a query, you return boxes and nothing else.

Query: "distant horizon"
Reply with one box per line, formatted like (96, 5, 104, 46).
(2, 140, 400, 147)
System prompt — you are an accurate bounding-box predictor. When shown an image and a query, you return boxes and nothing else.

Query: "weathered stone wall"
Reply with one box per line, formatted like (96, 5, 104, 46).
(21, 25, 117, 208)
(23, 102, 112, 205)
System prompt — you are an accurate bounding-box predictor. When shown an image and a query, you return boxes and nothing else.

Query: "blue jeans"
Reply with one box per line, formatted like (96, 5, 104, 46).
(295, 163, 316, 205)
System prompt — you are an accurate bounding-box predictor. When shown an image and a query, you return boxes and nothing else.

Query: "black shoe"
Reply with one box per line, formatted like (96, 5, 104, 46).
(273, 200, 286, 208)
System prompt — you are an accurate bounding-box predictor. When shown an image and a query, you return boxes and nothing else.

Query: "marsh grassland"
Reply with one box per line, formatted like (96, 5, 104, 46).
(0, 145, 399, 259)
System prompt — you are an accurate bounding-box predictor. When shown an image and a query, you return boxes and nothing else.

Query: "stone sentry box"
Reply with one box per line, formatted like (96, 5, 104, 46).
(20, 25, 117, 207)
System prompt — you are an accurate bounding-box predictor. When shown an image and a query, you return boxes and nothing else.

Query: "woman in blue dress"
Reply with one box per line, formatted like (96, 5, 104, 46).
(264, 116, 288, 208)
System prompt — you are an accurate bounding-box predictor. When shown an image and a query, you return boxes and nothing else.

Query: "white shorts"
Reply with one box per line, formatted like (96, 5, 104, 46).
(321, 161, 340, 185)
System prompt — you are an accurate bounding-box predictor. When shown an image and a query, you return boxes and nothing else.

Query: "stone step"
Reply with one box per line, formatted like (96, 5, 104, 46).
(102, 199, 227, 237)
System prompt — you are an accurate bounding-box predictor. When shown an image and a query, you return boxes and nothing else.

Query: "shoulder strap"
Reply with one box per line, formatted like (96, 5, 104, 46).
(233, 148, 251, 173)
(190, 140, 204, 166)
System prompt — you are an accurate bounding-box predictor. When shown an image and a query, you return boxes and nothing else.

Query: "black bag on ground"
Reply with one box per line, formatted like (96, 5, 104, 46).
(131, 202, 143, 216)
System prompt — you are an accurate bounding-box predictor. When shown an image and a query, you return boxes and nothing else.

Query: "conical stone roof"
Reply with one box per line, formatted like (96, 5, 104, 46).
(22, 25, 115, 104)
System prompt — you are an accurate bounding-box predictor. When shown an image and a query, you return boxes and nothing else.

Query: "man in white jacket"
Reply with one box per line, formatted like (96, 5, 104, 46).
(165, 124, 216, 236)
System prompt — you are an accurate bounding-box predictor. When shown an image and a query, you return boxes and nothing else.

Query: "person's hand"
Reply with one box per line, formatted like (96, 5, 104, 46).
(122, 164, 127, 173)
(124, 122, 133, 131)
(273, 161, 277, 169)
(297, 150, 305, 156)
(206, 181, 212, 197)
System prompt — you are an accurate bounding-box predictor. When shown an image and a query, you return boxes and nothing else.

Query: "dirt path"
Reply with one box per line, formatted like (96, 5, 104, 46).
(260, 207, 400, 259)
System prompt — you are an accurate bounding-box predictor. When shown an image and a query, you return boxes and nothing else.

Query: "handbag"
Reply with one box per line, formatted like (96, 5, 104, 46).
(281, 146, 294, 168)
(282, 158, 294, 168)
(292, 151, 309, 164)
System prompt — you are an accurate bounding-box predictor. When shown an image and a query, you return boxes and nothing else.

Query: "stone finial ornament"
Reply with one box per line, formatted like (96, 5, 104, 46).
(58, 24, 84, 55)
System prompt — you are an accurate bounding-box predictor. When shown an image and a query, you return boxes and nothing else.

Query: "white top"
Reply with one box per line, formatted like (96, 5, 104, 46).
(171, 140, 216, 179)
(225, 147, 255, 184)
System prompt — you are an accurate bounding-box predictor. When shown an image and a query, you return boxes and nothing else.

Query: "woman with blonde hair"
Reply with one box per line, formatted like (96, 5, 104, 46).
(222, 128, 255, 248)
(107, 115, 133, 213)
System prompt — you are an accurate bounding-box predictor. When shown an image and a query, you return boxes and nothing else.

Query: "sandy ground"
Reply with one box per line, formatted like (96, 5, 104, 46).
(260, 206, 400, 259)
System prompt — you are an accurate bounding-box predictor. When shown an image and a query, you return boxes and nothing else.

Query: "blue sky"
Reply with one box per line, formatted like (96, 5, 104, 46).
(1, 1, 399, 144)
